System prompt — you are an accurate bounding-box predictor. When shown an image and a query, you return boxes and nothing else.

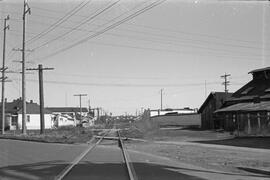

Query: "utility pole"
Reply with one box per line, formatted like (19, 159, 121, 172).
(160, 89, 163, 111)
(74, 94, 87, 121)
(88, 99, 91, 111)
(204, 80, 207, 98)
(221, 73, 231, 100)
(22, 0, 31, 134)
(27, 64, 53, 134)
(1, 15, 9, 135)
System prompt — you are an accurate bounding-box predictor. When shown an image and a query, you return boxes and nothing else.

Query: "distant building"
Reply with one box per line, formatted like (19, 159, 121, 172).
(0, 98, 52, 130)
(198, 92, 232, 129)
(150, 108, 197, 117)
(215, 67, 270, 135)
(51, 113, 76, 127)
(149, 108, 201, 128)
(47, 107, 88, 127)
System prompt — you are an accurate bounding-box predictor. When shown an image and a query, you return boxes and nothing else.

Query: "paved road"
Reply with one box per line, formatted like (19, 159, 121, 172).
(0, 139, 269, 180)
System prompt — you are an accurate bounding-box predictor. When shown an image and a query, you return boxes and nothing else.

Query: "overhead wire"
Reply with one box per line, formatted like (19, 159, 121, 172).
(33, 0, 167, 61)
(17, 12, 267, 59)
(5, 16, 270, 57)
(31, 0, 121, 52)
(28, 3, 269, 46)
(11, 78, 222, 88)
(26, 0, 91, 44)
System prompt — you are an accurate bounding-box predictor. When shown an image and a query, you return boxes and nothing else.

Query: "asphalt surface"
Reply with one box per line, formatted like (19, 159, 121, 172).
(0, 139, 269, 180)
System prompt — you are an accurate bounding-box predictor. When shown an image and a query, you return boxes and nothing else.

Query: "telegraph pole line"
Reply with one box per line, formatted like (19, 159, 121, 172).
(160, 88, 163, 111)
(88, 99, 91, 112)
(1, 15, 9, 135)
(204, 80, 207, 98)
(74, 94, 87, 122)
(21, 0, 31, 134)
(27, 64, 54, 134)
(221, 73, 231, 99)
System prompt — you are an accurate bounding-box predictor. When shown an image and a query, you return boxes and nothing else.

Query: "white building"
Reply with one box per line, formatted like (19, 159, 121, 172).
(51, 113, 76, 127)
(1, 99, 53, 130)
(47, 107, 88, 127)
(150, 108, 198, 117)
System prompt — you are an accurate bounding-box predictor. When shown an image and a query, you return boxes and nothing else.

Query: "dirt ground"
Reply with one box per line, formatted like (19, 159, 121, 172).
(144, 127, 234, 141)
(125, 127, 270, 177)
(196, 137, 270, 149)
(127, 141, 270, 177)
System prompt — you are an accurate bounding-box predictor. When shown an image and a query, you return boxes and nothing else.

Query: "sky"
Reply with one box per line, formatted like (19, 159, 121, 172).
(0, 0, 270, 115)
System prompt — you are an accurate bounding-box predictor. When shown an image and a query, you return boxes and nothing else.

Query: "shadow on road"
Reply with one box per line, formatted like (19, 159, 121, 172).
(0, 160, 206, 180)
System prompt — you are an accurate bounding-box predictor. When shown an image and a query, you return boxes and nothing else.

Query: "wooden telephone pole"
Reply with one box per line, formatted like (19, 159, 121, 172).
(21, 0, 31, 134)
(27, 64, 54, 134)
(221, 73, 231, 93)
(160, 89, 163, 111)
(74, 94, 87, 121)
(221, 73, 231, 100)
(1, 15, 9, 135)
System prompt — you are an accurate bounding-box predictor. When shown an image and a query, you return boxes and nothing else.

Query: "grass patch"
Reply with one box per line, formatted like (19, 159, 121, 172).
(0, 126, 96, 144)
(120, 126, 144, 139)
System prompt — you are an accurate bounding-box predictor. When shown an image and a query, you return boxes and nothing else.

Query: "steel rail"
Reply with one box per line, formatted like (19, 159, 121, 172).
(117, 130, 138, 180)
(54, 129, 111, 180)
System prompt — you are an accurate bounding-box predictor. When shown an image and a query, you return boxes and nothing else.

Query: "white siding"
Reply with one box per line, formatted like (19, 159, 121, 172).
(18, 114, 53, 130)
(57, 116, 76, 127)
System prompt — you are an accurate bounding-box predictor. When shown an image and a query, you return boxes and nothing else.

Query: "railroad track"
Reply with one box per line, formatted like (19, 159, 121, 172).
(55, 128, 137, 180)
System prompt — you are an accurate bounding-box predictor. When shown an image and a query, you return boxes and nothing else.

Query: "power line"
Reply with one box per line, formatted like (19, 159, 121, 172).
(13, 78, 221, 88)
(81, 40, 266, 61)
(33, 0, 167, 61)
(28, 4, 270, 46)
(97, 31, 267, 56)
(48, 72, 166, 80)
(31, 0, 121, 52)
(23, 18, 269, 57)
(26, 0, 91, 44)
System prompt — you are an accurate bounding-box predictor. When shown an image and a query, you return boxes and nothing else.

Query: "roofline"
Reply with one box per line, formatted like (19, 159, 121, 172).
(198, 91, 233, 113)
(248, 66, 270, 74)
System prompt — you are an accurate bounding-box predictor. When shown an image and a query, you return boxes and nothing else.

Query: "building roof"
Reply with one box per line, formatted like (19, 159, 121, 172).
(215, 101, 270, 113)
(17, 103, 51, 114)
(198, 92, 233, 113)
(1, 99, 51, 114)
(47, 107, 88, 113)
(248, 66, 270, 74)
(229, 78, 270, 102)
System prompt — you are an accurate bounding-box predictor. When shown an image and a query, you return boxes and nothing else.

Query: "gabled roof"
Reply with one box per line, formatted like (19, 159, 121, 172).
(215, 101, 270, 113)
(198, 92, 232, 113)
(47, 107, 88, 113)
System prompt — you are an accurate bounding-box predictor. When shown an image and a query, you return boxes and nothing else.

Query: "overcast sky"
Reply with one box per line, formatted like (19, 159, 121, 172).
(1, 0, 270, 115)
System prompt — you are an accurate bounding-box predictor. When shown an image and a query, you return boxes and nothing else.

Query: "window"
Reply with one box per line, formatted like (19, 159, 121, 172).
(11, 117, 17, 126)
(27, 115, 30, 123)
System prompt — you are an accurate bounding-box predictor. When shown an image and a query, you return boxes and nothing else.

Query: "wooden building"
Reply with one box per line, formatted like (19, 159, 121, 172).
(215, 67, 270, 135)
(198, 92, 232, 129)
